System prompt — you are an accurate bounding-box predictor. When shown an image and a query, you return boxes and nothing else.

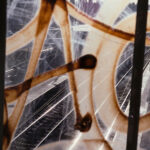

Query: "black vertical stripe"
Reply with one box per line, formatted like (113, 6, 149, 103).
(0, 0, 6, 149)
(126, 1, 148, 150)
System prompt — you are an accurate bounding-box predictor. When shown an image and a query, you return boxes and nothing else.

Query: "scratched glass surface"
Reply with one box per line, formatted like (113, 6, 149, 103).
(4, 0, 150, 150)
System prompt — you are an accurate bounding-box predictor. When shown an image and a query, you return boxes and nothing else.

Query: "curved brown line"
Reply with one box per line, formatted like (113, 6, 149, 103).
(113, 39, 150, 132)
(5, 1, 150, 147)
(92, 38, 128, 133)
(5, 54, 97, 103)
(6, 2, 150, 55)
(67, 2, 133, 40)
(92, 33, 150, 133)
(7, 0, 54, 145)
(6, 11, 39, 55)
(90, 70, 112, 150)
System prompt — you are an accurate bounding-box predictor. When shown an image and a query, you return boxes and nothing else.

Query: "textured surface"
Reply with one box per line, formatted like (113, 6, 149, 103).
(5, 0, 150, 150)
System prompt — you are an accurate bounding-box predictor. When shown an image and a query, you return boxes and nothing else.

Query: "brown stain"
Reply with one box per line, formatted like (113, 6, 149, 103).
(36, 0, 54, 36)
(5, 79, 32, 102)
(73, 55, 97, 132)
(88, 53, 113, 149)
(54, 0, 94, 133)
(74, 113, 92, 132)
(5, 55, 97, 103)
(6, 2, 150, 55)
(78, 54, 97, 69)
(67, 2, 134, 41)
(4, 54, 97, 133)
(5, 0, 148, 149)
(4, 1, 56, 148)
(110, 41, 128, 131)
(3, 0, 113, 149)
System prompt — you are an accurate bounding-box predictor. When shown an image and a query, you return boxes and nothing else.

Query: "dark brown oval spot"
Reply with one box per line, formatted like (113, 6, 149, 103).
(74, 113, 92, 132)
(78, 54, 97, 69)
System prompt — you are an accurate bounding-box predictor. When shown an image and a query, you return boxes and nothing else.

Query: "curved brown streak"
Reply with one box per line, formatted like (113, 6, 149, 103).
(5, 54, 97, 103)
(112, 18, 150, 132)
(6, 10, 39, 55)
(84, 1, 129, 148)
(89, 69, 112, 150)
(6, 2, 150, 55)
(67, 2, 133, 41)
(92, 36, 128, 132)
(5, 2, 131, 55)
(53, 0, 93, 132)
(67, 3, 149, 45)
(74, 1, 129, 148)
(53, 0, 78, 111)
(92, 25, 150, 133)
(112, 40, 150, 133)
(6, 1, 55, 148)
(88, 34, 124, 149)
(4, 1, 150, 149)
(89, 43, 105, 134)
(114, 15, 150, 132)
(86, 0, 150, 136)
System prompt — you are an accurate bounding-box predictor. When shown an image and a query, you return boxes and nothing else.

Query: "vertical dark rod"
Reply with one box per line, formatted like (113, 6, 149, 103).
(0, 0, 6, 149)
(126, 0, 148, 150)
